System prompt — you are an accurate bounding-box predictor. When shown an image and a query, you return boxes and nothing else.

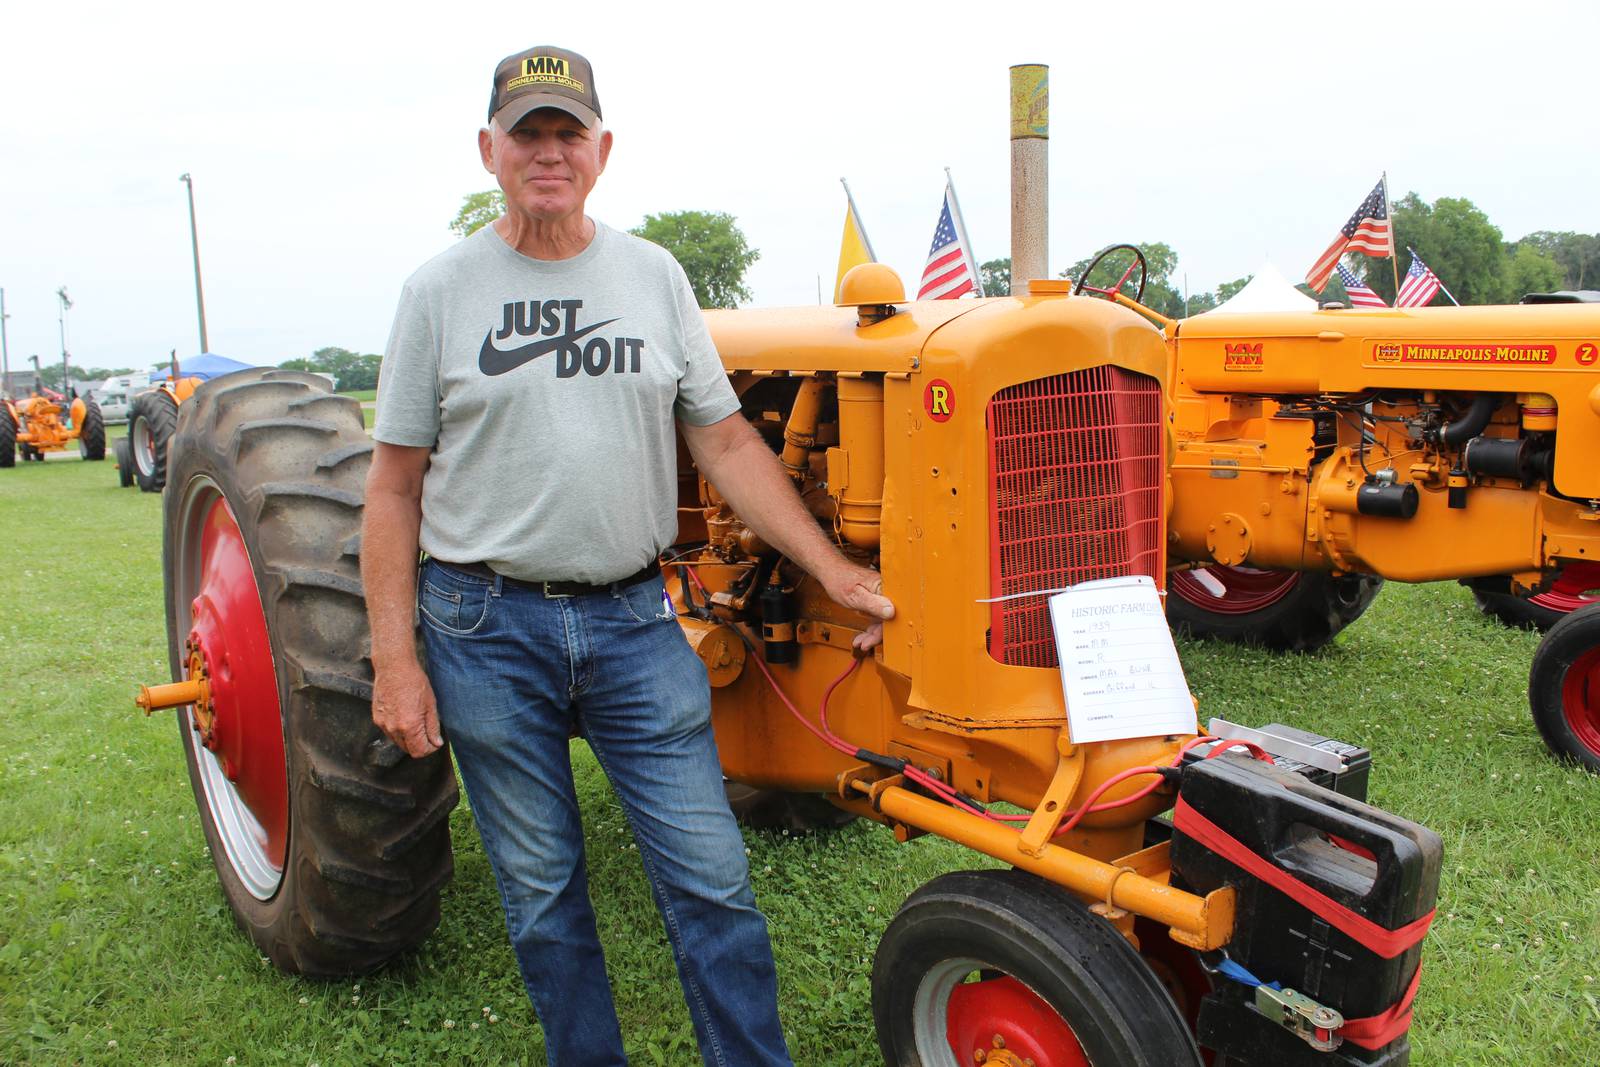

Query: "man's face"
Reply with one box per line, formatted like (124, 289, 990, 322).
(479, 108, 612, 223)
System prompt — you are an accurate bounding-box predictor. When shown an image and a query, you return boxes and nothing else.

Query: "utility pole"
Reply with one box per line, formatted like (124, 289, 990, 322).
(180, 173, 210, 353)
(56, 286, 72, 397)
(0, 288, 10, 398)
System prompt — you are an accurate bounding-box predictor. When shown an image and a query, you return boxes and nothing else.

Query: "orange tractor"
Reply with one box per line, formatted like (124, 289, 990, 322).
(1068, 246, 1600, 774)
(136, 265, 1443, 1064)
(1, 389, 106, 467)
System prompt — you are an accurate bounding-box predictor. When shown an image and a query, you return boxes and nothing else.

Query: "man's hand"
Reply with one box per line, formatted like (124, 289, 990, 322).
(372, 660, 444, 757)
(819, 562, 895, 652)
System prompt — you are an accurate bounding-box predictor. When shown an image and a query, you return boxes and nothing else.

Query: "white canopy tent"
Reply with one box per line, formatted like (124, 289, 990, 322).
(1196, 262, 1316, 315)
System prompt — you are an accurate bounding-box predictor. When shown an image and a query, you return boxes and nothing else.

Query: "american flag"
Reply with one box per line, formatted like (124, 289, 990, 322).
(1305, 178, 1393, 292)
(918, 182, 980, 299)
(1395, 252, 1443, 308)
(1337, 261, 1387, 308)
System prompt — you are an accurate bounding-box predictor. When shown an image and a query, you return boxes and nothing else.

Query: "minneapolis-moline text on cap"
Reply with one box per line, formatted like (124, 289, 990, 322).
(489, 46, 602, 131)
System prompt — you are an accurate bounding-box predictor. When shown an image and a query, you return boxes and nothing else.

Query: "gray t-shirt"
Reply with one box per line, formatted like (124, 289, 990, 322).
(375, 221, 740, 583)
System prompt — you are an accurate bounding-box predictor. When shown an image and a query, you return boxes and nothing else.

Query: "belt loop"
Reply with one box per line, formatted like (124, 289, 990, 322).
(492, 573, 503, 597)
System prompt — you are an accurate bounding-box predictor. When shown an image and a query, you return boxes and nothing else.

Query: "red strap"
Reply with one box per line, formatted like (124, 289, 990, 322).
(1341, 963, 1423, 1050)
(1173, 797, 1434, 959)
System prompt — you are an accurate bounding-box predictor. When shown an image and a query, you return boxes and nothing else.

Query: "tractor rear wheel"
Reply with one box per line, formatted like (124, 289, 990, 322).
(78, 396, 106, 460)
(872, 869, 1201, 1067)
(1476, 564, 1600, 633)
(113, 437, 134, 487)
(0, 405, 14, 468)
(724, 782, 856, 833)
(164, 367, 457, 974)
(131, 388, 179, 492)
(1167, 566, 1382, 652)
(1529, 605, 1600, 774)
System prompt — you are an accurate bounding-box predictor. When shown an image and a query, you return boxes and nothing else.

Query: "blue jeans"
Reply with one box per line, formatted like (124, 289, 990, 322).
(418, 560, 792, 1067)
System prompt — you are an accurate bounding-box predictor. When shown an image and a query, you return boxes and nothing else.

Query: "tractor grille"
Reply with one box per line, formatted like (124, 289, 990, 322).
(987, 366, 1164, 667)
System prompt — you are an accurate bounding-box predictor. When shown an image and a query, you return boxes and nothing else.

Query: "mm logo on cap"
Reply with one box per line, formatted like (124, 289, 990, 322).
(510, 55, 584, 93)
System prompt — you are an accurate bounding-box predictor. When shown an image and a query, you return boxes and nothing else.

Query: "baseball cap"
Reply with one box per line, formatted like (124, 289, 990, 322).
(488, 46, 602, 131)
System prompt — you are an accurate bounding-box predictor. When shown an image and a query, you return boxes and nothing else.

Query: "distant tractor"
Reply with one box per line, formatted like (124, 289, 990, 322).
(1, 392, 106, 467)
(127, 377, 202, 492)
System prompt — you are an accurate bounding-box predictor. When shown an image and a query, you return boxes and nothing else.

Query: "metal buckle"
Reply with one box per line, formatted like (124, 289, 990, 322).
(1253, 984, 1344, 1052)
(540, 582, 574, 599)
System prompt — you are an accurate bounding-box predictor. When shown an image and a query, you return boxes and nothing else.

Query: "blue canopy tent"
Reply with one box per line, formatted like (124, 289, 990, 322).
(151, 353, 259, 382)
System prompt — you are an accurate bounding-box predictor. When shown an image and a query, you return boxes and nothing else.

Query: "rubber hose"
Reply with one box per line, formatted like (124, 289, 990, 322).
(1439, 394, 1499, 447)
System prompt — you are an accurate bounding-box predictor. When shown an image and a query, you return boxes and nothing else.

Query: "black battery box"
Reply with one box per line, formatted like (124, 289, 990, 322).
(1171, 755, 1442, 1065)
(1180, 724, 1372, 800)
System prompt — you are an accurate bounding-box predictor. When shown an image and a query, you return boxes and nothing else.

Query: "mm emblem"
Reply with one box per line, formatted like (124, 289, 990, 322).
(924, 379, 955, 423)
(509, 56, 585, 93)
(1374, 342, 1402, 362)
(1223, 342, 1264, 371)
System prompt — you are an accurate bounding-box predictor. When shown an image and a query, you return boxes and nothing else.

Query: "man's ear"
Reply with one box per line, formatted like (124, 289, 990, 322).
(478, 127, 495, 174)
(596, 128, 614, 175)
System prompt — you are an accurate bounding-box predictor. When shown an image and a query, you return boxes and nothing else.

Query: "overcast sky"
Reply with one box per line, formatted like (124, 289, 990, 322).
(3, 0, 1595, 375)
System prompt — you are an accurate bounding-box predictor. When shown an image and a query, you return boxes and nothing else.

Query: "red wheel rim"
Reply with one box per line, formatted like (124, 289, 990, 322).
(1169, 566, 1301, 616)
(1561, 646, 1600, 758)
(946, 975, 1089, 1066)
(177, 481, 287, 899)
(1533, 564, 1600, 615)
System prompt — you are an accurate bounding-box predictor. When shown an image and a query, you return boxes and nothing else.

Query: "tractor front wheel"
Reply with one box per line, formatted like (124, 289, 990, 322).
(113, 437, 134, 487)
(1530, 605, 1600, 774)
(1167, 566, 1382, 652)
(0, 405, 14, 468)
(78, 396, 106, 460)
(872, 869, 1201, 1067)
(164, 368, 457, 974)
(130, 389, 179, 492)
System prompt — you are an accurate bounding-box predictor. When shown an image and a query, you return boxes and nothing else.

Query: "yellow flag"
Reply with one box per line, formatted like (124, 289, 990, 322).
(835, 180, 876, 301)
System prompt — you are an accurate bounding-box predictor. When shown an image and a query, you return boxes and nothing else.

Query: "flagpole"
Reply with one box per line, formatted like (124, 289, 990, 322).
(944, 166, 982, 298)
(839, 177, 875, 260)
(1383, 172, 1400, 299)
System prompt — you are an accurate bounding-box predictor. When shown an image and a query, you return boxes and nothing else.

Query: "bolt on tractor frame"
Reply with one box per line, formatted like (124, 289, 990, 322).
(139, 268, 1442, 1064)
(1096, 273, 1600, 773)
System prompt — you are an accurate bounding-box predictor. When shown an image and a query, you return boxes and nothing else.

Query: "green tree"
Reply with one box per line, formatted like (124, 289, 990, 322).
(1516, 231, 1600, 291)
(1353, 194, 1511, 305)
(629, 211, 759, 309)
(450, 190, 506, 238)
(1503, 243, 1565, 300)
(1216, 276, 1252, 303)
(281, 347, 383, 391)
(980, 258, 1011, 297)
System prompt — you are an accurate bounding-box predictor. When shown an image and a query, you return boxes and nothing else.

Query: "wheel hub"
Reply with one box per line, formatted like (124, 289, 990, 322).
(945, 975, 1088, 1067)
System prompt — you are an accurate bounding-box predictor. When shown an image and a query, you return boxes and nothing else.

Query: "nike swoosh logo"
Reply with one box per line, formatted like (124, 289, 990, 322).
(478, 318, 620, 376)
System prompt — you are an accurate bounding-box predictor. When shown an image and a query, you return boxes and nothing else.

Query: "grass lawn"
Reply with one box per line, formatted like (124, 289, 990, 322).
(338, 389, 377, 403)
(1, 453, 1597, 1065)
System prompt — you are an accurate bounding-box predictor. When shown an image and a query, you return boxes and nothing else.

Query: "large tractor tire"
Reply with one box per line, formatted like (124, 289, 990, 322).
(1529, 605, 1600, 774)
(77, 396, 107, 460)
(872, 869, 1202, 1066)
(1475, 564, 1600, 633)
(163, 367, 457, 975)
(0, 405, 14, 468)
(1167, 566, 1383, 653)
(130, 388, 179, 492)
(724, 781, 856, 834)
(113, 437, 134, 487)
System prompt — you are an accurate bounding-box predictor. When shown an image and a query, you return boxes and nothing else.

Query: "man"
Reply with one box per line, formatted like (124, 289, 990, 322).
(362, 45, 894, 1067)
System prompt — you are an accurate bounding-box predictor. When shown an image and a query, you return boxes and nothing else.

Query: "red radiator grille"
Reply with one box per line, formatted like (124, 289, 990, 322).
(987, 366, 1164, 667)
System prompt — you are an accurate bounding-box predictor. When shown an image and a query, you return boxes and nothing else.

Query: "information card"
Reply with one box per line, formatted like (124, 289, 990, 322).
(1047, 575, 1198, 744)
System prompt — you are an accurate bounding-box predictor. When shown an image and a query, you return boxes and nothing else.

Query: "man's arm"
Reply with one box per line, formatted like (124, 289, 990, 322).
(679, 413, 894, 650)
(361, 442, 442, 757)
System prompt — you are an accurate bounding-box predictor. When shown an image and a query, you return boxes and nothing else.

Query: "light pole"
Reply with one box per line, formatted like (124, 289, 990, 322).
(0, 287, 10, 398)
(56, 286, 72, 397)
(180, 173, 210, 353)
